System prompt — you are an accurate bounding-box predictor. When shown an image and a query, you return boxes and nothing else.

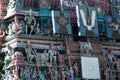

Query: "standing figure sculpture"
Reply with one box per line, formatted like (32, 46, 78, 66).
(70, 67, 74, 80)
(108, 18, 120, 37)
(48, 68, 53, 80)
(40, 53, 46, 66)
(25, 41, 36, 64)
(7, 23, 13, 36)
(48, 47, 57, 66)
(73, 62, 79, 78)
(24, 9, 36, 35)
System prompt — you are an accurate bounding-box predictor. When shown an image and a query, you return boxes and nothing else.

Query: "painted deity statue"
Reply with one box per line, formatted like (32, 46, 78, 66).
(61, 67, 66, 80)
(80, 42, 92, 54)
(73, 62, 79, 78)
(48, 48, 57, 66)
(24, 66, 30, 80)
(34, 23, 43, 35)
(40, 53, 46, 66)
(48, 68, 53, 80)
(38, 69, 46, 80)
(65, 67, 70, 80)
(3, 52, 11, 70)
(31, 68, 37, 80)
(25, 41, 36, 64)
(7, 16, 25, 36)
(70, 67, 74, 80)
(24, 9, 36, 34)
(7, 23, 14, 36)
(11, 16, 24, 35)
(108, 18, 120, 37)
(20, 68, 25, 80)
(11, 51, 20, 66)
(50, 68, 58, 80)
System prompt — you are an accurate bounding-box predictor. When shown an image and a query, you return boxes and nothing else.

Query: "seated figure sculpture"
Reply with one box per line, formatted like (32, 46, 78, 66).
(7, 16, 25, 36)
(12, 16, 24, 35)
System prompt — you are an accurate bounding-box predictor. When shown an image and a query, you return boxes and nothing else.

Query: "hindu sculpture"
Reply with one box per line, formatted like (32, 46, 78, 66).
(24, 41, 36, 64)
(24, 9, 36, 35)
(108, 18, 120, 37)
(56, 12, 69, 33)
(1, 0, 120, 80)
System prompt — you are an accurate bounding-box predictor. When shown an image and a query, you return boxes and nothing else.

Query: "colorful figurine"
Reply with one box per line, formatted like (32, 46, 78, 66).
(20, 68, 25, 80)
(11, 16, 24, 35)
(34, 23, 42, 35)
(25, 41, 36, 64)
(40, 53, 46, 66)
(48, 68, 53, 80)
(48, 47, 56, 66)
(70, 67, 74, 80)
(61, 67, 66, 80)
(24, 9, 36, 34)
(73, 62, 79, 78)
(65, 67, 70, 80)
(108, 18, 120, 37)
(31, 68, 37, 80)
(7, 23, 14, 36)
(54, 68, 58, 80)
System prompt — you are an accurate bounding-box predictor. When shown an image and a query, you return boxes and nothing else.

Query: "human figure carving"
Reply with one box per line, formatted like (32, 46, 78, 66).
(12, 16, 24, 34)
(25, 41, 36, 64)
(108, 18, 120, 37)
(48, 45, 57, 66)
(73, 62, 79, 78)
(24, 9, 36, 35)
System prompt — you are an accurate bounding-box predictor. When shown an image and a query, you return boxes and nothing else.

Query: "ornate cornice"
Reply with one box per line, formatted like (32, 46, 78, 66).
(5, 34, 65, 42)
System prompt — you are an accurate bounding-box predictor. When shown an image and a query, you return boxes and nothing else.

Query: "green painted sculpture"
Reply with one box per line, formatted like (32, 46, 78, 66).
(24, 9, 36, 35)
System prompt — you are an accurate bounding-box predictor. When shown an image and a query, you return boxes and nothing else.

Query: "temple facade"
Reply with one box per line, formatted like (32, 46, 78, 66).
(0, 0, 120, 80)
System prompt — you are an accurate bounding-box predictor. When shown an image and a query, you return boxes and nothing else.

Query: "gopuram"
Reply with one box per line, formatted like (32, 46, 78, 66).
(0, 0, 119, 80)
